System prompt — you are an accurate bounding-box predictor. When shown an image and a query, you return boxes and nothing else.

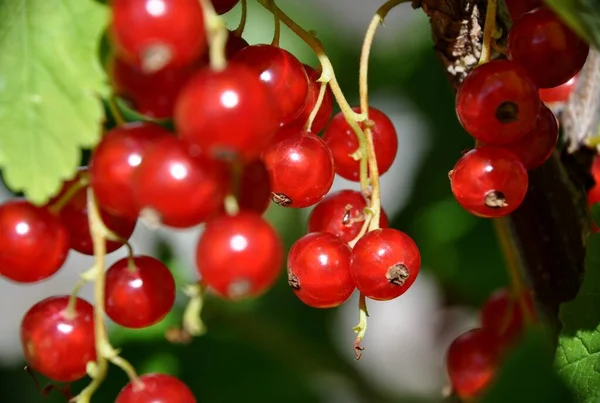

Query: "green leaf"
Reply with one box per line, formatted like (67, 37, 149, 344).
(0, 0, 109, 205)
(591, 203, 600, 228)
(556, 233, 600, 401)
(113, 97, 174, 131)
(546, 0, 600, 49)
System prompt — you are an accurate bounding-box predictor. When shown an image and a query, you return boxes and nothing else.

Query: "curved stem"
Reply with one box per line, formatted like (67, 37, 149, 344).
(200, 0, 229, 71)
(271, 9, 281, 46)
(183, 283, 208, 336)
(108, 96, 125, 126)
(48, 174, 89, 215)
(233, 0, 247, 37)
(352, 293, 369, 360)
(304, 81, 328, 132)
(478, 0, 497, 65)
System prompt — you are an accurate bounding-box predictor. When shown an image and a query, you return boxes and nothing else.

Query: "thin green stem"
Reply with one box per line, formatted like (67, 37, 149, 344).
(199, 0, 228, 71)
(352, 293, 369, 360)
(304, 81, 328, 132)
(49, 174, 89, 215)
(233, 0, 247, 37)
(271, 8, 281, 46)
(108, 96, 125, 126)
(478, 0, 497, 65)
(183, 283, 208, 336)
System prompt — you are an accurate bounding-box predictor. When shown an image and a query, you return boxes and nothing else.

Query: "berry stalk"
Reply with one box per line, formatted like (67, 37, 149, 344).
(199, 0, 228, 71)
(478, 0, 497, 65)
(233, 0, 247, 37)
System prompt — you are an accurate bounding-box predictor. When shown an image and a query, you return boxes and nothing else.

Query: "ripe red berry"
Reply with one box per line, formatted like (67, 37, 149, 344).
(350, 228, 420, 301)
(116, 373, 196, 403)
(237, 159, 272, 215)
(110, 0, 207, 72)
(196, 212, 283, 300)
(446, 328, 499, 399)
(450, 147, 529, 218)
(483, 105, 558, 170)
(539, 75, 578, 104)
(90, 123, 172, 219)
(287, 232, 354, 308)
(508, 7, 589, 89)
(175, 64, 278, 161)
(456, 60, 541, 145)
(480, 288, 535, 348)
(288, 64, 334, 133)
(211, 0, 240, 15)
(504, 0, 542, 21)
(105, 256, 176, 328)
(262, 127, 335, 208)
(0, 200, 69, 283)
(323, 107, 398, 181)
(307, 189, 390, 243)
(588, 156, 600, 207)
(133, 136, 229, 228)
(20, 296, 96, 382)
(233, 44, 309, 125)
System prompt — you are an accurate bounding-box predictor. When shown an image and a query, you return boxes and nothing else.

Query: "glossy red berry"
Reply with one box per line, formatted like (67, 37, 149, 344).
(504, 0, 542, 21)
(483, 106, 558, 170)
(196, 212, 283, 300)
(308, 189, 389, 243)
(323, 107, 398, 181)
(233, 44, 309, 125)
(90, 123, 172, 219)
(211, 0, 240, 14)
(288, 64, 334, 133)
(539, 75, 578, 104)
(508, 6, 589, 89)
(287, 232, 354, 308)
(238, 159, 272, 215)
(116, 373, 196, 403)
(456, 60, 542, 145)
(588, 156, 600, 207)
(0, 200, 69, 283)
(110, 0, 206, 72)
(262, 127, 335, 208)
(450, 147, 529, 218)
(175, 64, 278, 161)
(106, 256, 175, 328)
(350, 228, 420, 301)
(446, 328, 499, 399)
(133, 136, 229, 228)
(481, 288, 535, 348)
(20, 296, 96, 382)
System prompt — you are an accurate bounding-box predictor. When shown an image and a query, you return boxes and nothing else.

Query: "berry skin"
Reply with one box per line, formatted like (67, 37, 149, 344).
(20, 296, 96, 382)
(287, 232, 354, 308)
(539, 75, 578, 104)
(481, 288, 535, 348)
(262, 127, 335, 208)
(90, 122, 172, 219)
(288, 64, 334, 133)
(211, 0, 240, 15)
(483, 105, 558, 170)
(116, 373, 196, 403)
(110, 0, 206, 72)
(446, 328, 499, 399)
(308, 189, 390, 243)
(508, 7, 589, 89)
(196, 212, 283, 300)
(504, 0, 542, 21)
(232, 44, 309, 125)
(238, 159, 272, 215)
(0, 200, 69, 283)
(456, 60, 542, 145)
(175, 64, 278, 161)
(350, 228, 420, 301)
(133, 136, 229, 228)
(450, 147, 529, 218)
(323, 107, 398, 181)
(105, 256, 176, 329)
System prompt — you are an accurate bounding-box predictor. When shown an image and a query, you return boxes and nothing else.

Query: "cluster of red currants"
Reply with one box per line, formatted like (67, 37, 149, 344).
(446, 288, 536, 399)
(449, 4, 588, 218)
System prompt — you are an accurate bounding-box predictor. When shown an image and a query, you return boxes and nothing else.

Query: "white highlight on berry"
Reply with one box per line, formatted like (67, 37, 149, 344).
(146, 0, 166, 16)
(15, 222, 29, 235)
(169, 163, 188, 180)
(127, 153, 142, 167)
(57, 323, 74, 334)
(221, 90, 239, 109)
(230, 234, 248, 252)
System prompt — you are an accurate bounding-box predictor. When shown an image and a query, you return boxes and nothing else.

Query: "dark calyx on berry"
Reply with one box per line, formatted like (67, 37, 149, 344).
(484, 191, 508, 209)
(495, 102, 519, 124)
(287, 271, 300, 289)
(272, 192, 292, 207)
(386, 264, 410, 286)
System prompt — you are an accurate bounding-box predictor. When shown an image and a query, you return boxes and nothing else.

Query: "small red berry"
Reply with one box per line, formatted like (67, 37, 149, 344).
(539, 75, 578, 104)
(287, 232, 355, 308)
(288, 64, 334, 133)
(196, 212, 283, 300)
(480, 288, 535, 348)
(116, 373, 196, 403)
(450, 147, 529, 218)
(237, 159, 272, 215)
(20, 296, 96, 382)
(350, 228, 420, 301)
(262, 127, 335, 208)
(508, 6, 589, 89)
(211, 0, 240, 14)
(0, 200, 69, 283)
(456, 59, 542, 145)
(504, 0, 542, 21)
(106, 256, 176, 329)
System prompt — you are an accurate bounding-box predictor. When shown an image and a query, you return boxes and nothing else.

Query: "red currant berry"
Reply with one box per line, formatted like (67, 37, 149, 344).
(287, 232, 354, 308)
(504, 0, 542, 21)
(539, 74, 578, 104)
(456, 60, 541, 145)
(350, 228, 420, 301)
(0, 200, 69, 283)
(196, 212, 283, 300)
(262, 127, 335, 208)
(200, 30, 249, 65)
(232, 44, 309, 125)
(90, 122, 171, 219)
(588, 156, 600, 207)
(446, 328, 499, 399)
(116, 373, 196, 403)
(450, 147, 529, 218)
(508, 6, 589, 89)
(308, 189, 389, 243)
(288, 64, 334, 133)
(323, 107, 398, 181)
(175, 64, 278, 161)
(20, 296, 96, 382)
(481, 288, 535, 348)
(105, 256, 175, 328)
(238, 159, 272, 215)
(211, 0, 240, 15)
(133, 136, 229, 228)
(483, 105, 558, 170)
(110, 0, 206, 72)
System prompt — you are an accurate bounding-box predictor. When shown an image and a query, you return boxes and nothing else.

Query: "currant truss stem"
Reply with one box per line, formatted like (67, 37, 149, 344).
(199, 0, 229, 71)
(271, 9, 281, 47)
(352, 293, 369, 360)
(108, 96, 126, 126)
(233, 0, 247, 37)
(183, 283, 208, 336)
(478, 0, 497, 65)
(305, 80, 328, 132)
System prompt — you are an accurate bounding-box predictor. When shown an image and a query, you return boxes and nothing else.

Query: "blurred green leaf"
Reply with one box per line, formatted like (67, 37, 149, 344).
(556, 233, 600, 401)
(591, 202, 600, 228)
(110, 309, 183, 345)
(113, 97, 175, 130)
(547, 0, 600, 49)
(414, 197, 478, 245)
